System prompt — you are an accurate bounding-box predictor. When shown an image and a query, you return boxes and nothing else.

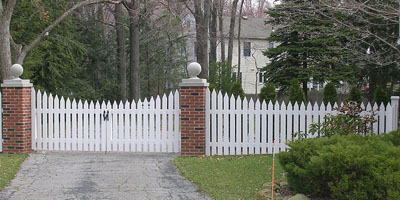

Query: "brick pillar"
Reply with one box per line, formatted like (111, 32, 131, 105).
(179, 62, 209, 156)
(1, 64, 33, 154)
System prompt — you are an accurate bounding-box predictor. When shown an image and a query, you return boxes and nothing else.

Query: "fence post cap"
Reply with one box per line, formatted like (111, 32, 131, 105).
(391, 96, 400, 100)
(9, 64, 23, 80)
(188, 62, 201, 79)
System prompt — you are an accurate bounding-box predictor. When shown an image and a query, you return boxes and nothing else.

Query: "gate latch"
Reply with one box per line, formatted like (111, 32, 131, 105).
(103, 110, 109, 121)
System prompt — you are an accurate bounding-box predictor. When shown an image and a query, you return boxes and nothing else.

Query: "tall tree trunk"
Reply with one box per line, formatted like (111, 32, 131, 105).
(237, 0, 244, 82)
(302, 59, 308, 100)
(227, 0, 239, 67)
(115, 3, 127, 101)
(209, 0, 218, 66)
(0, 0, 16, 81)
(194, 0, 210, 78)
(218, 0, 225, 63)
(128, 2, 140, 102)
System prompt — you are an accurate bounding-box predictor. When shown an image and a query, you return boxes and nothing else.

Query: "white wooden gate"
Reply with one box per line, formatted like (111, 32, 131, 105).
(32, 90, 180, 152)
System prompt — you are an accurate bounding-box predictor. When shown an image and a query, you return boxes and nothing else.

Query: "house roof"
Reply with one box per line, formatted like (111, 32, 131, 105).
(220, 17, 273, 39)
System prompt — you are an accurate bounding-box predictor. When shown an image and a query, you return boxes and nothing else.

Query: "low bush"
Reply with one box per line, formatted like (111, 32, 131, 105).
(348, 87, 362, 103)
(278, 132, 400, 200)
(323, 82, 337, 106)
(259, 82, 276, 104)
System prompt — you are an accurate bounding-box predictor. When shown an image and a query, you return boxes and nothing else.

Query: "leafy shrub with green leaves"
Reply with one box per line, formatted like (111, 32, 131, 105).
(259, 82, 276, 104)
(373, 86, 389, 106)
(278, 133, 400, 199)
(310, 101, 376, 137)
(382, 129, 400, 146)
(323, 82, 337, 106)
(288, 79, 305, 104)
(348, 87, 362, 103)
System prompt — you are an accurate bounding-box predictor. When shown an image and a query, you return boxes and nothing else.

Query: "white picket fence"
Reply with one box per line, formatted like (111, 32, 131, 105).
(205, 90, 399, 156)
(0, 92, 2, 152)
(31, 89, 181, 152)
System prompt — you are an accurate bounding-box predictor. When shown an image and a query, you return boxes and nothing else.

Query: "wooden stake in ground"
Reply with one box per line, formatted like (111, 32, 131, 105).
(271, 140, 276, 200)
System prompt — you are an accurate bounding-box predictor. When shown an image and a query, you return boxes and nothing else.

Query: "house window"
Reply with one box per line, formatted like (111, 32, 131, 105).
(243, 42, 251, 57)
(259, 72, 267, 83)
(268, 42, 274, 49)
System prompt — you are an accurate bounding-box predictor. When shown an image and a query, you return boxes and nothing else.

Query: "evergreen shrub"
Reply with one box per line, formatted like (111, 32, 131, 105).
(348, 87, 362, 103)
(230, 82, 245, 99)
(259, 82, 276, 104)
(288, 79, 305, 104)
(373, 86, 389, 106)
(278, 132, 400, 199)
(322, 82, 337, 106)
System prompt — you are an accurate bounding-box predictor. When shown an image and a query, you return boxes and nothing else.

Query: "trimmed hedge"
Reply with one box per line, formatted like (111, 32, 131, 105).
(278, 131, 400, 199)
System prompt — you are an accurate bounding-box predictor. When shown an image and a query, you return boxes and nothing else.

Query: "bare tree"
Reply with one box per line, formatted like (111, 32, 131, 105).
(125, 0, 141, 101)
(0, 0, 121, 81)
(194, 0, 210, 78)
(115, 3, 127, 101)
(209, 0, 218, 65)
(218, 0, 226, 63)
(237, 0, 244, 81)
(227, 0, 238, 67)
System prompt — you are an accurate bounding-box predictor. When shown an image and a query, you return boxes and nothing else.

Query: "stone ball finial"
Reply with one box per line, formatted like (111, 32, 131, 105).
(187, 62, 201, 79)
(10, 64, 23, 80)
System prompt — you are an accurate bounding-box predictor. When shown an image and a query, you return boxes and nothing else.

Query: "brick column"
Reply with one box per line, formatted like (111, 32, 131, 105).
(179, 62, 209, 156)
(1, 64, 33, 154)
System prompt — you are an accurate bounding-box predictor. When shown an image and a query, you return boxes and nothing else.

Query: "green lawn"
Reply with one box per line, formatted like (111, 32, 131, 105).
(174, 155, 286, 200)
(0, 154, 28, 191)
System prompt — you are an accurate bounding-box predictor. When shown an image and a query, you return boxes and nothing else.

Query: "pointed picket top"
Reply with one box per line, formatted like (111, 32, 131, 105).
(83, 100, 88, 109)
(155, 95, 161, 109)
(261, 100, 267, 110)
(211, 89, 217, 110)
(300, 102, 306, 110)
(229, 94, 236, 109)
(293, 102, 299, 110)
(242, 96, 248, 109)
(130, 98, 136, 109)
(274, 101, 280, 110)
(223, 93, 229, 110)
(42, 92, 48, 108)
(101, 100, 106, 110)
(255, 99, 261, 109)
(333, 102, 338, 109)
(287, 101, 293, 110)
(320, 102, 325, 111)
(236, 95, 242, 110)
(168, 92, 174, 109)
(60, 96, 65, 109)
(372, 102, 379, 111)
(326, 102, 332, 111)
(249, 98, 255, 110)
(313, 102, 319, 111)
(149, 96, 155, 109)
(54, 95, 59, 109)
(379, 103, 385, 111)
(268, 100, 274, 110)
(217, 91, 223, 110)
(95, 101, 100, 109)
(361, 102, 366, 110)
(307, 102, 312, 110)
(385, 102, 392, 111)
(162, 94, 167, 109)
(48, 93, 54, 109)
(137, 98, 143, 109)
(118, 100, 124, 109)
(174, 90, 179, 109)
(78, 100, 83, 110)
(281, 101, 287, 110)
(71, 99, 77, 109)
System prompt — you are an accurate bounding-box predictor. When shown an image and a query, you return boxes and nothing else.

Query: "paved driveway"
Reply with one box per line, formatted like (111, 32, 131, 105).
(0, 152, 211, 200)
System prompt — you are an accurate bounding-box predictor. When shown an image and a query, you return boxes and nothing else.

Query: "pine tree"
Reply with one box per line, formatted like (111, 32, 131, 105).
(288, 79, 305, 104)
(323, 82, 338, 106)
(259, 82, 276, 104)
(262, 0, 358, 100)
(348, 87, 362, 103)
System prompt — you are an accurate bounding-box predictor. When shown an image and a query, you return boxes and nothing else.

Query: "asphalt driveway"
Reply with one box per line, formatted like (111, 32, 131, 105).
(0, 152, 211, 200)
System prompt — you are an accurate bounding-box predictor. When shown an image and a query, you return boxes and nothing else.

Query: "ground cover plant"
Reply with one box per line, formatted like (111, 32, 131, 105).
(174, 155, 285, 200)
(0, 154, 28, 191)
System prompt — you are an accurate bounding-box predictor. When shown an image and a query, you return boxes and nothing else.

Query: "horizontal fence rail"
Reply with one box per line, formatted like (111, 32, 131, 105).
(32, 89, 181, 153)
(205, 89, 397, 156)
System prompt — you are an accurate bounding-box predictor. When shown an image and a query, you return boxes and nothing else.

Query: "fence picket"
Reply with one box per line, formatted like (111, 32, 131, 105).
(54, 95, 59, 150)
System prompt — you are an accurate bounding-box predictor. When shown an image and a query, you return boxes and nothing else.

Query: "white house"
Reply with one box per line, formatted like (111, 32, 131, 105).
(183, 15, 274, 95)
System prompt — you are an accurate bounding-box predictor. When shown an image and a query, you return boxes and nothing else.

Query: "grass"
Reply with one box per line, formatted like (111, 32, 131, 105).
(0, 154, 29, 191)
(174, 155, 286, 200)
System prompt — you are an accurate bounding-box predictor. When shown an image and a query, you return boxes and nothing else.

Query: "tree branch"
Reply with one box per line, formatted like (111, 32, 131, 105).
(2, 0, 16, 23)
(16, 0, 122, 64)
